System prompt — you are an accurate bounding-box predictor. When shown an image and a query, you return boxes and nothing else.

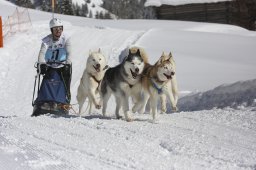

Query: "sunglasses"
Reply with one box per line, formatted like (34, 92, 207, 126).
(52, 26, 63, 31)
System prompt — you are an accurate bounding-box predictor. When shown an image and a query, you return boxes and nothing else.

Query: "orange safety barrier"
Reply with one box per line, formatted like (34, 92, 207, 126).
(0, 16, 3, 48)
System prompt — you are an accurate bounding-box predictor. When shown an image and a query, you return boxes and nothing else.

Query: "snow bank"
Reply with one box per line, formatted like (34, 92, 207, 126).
(178, 79, 256, 111)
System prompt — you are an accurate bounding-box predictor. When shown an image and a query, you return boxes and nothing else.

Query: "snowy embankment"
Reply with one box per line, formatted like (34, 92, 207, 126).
(1, 0, 256, 169)
(178, 79, 256, 111)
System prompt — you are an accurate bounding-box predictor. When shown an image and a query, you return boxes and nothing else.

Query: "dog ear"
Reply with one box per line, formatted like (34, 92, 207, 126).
(136, 49, 141, 56)
(128, 49, 132, 55)
(89, 49, 92, 56)
(169, 52, 172, 57)
(103, 65, 109, 70)
(156, 55, 164, 65)
(169, 52, 173, 60)
(159, 52, 166, 63)
(98, 48, 101, 53)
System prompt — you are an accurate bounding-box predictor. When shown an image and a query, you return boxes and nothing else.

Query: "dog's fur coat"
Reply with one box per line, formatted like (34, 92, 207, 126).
(77, 49, 108, 115)
(132, 52, 178, 120)
(100, 47, 148, 121)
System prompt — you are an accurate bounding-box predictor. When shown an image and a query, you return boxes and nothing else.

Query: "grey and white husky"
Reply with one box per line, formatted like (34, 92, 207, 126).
(100, 47, 148, 122)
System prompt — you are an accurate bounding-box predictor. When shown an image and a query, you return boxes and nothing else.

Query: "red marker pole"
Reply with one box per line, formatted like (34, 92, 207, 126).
(0, 16, 3, 48)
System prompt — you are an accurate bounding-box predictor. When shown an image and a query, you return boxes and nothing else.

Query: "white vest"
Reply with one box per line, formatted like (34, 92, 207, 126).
(42, 34, 67, 64)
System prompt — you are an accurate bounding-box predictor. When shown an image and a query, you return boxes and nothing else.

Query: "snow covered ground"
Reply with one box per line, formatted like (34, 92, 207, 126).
(0, 0, 256, 170)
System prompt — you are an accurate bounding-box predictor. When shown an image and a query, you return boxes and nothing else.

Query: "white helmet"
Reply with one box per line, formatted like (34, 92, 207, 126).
(49, 18, 63, 29)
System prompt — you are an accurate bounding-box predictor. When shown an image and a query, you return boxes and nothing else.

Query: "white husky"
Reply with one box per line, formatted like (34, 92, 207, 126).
(132, 52, 178, 121)
(77, 49, 108, 115)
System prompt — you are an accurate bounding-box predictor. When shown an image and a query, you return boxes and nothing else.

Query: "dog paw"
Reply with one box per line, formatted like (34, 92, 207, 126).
(150, 119, 159, 124)
(95, 104, 101, 109)
(160, 111, 166, 114)
(116, 115, 123, 119)
(138, 109, 145, 114)
(172, 106, 178, 112)
(161, 108, 167, 113)
(132, 107, 137, 113)
(126, 117, 133, 122)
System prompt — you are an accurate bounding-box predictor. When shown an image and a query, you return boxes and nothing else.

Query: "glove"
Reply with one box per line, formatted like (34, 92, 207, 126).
(64, 63, 71, 73)
(37, 63, 47, 74)
(65, 59, 72, 65)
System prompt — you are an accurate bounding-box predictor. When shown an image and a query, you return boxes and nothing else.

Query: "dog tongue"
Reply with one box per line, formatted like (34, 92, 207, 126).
(94, 66, 100, 72)
(164, 73, 172, 79)
(130, 70, 137, 79)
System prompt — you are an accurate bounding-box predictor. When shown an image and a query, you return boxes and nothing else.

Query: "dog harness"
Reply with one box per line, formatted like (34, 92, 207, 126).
(150, 78, 167, 94)
(89, 74, 102, 91)
(151, 79, 162, 94)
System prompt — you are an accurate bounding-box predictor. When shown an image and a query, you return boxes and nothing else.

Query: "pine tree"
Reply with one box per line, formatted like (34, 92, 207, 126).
(89, 10, 93, 18)
(99, 12, 104, 19)
(41, 0, 50, 12)
(95, 11, 99, 19)
(104, 12, 111, 19)
(55, 0, 62, 14)
(15, 0, 34, 8)
(73, 3, 81, 16)
(61, 0, 74, 15)
(102, 0, 156, 19)
(81, 3, 88, 17)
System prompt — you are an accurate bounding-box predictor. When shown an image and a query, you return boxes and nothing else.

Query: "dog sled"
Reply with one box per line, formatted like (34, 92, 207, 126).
(31, 62, 72, 116)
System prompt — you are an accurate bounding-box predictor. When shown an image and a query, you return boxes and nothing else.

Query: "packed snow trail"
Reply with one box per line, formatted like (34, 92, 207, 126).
(1, 109, 256, 170)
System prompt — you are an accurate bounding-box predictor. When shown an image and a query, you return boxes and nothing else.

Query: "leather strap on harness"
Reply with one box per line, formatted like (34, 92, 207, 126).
(89, 74, 101, 90)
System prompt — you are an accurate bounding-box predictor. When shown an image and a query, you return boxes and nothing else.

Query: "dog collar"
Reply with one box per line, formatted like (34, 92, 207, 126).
(150, 78, 163, 94)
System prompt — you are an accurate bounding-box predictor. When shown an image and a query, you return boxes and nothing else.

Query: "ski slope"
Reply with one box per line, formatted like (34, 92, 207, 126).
(0, 1, 256, 170)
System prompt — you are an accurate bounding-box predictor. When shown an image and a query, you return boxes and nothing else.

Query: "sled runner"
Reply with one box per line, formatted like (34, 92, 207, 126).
(32, 62, 72, 116)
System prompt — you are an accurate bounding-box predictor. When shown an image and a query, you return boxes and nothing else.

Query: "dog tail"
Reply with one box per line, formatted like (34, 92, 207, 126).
(129, 46, 149, 64)
(100, 78, 107, 97)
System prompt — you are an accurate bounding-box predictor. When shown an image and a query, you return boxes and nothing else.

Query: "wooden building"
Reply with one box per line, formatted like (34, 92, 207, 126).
(146, 0, 256, 30)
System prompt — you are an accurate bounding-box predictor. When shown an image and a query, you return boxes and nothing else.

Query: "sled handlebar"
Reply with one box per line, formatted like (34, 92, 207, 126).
(35, 61, 71, 67)
(46, 61, 72, 66)
(34, 61, 72, 75)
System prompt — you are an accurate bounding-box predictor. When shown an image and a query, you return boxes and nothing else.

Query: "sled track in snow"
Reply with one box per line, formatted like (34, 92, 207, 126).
(0, 117, 77, 170)
(0, 115, 163, 170)
(1, 110, 256, 170)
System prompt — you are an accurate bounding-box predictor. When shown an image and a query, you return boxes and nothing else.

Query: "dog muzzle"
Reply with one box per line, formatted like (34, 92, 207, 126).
(93, 64, 101, 72)
(164, 72, 175, 79)
(130, 69, 138, 79)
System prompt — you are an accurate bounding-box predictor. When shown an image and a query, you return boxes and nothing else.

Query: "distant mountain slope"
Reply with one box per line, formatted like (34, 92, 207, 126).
(178, 79, 256, 111)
